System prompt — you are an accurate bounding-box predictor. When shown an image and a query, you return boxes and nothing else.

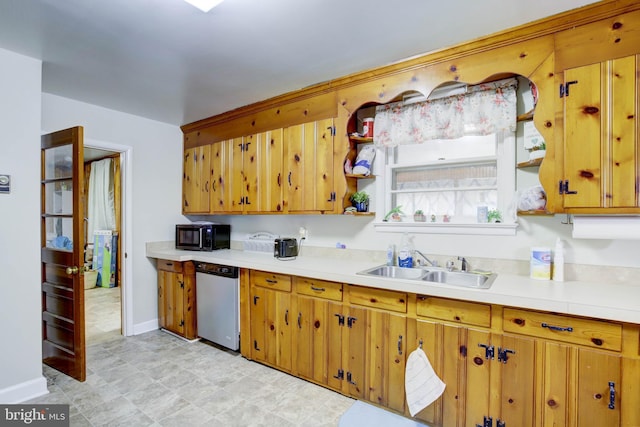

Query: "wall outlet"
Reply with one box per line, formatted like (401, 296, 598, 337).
(299, 227, 308, 239)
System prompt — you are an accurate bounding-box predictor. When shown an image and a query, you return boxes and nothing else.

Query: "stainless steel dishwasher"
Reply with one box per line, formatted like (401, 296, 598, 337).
(194, 262, 239, 351)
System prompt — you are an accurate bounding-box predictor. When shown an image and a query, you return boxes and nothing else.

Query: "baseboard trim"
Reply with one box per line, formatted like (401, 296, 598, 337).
(0, 376, 48, 404)
(132, 319, 159, 336)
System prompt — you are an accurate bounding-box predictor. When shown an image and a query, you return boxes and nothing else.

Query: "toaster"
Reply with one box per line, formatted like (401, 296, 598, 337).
(274, 238, 299, 259)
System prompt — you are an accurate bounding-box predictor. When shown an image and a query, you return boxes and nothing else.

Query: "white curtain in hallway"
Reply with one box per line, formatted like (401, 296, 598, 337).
(87, 158, 116, 239)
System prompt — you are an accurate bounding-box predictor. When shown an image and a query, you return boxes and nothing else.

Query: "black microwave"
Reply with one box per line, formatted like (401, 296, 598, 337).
(175, 223, 230, 251)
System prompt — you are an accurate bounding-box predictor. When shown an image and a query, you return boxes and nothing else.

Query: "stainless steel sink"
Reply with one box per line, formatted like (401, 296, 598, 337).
(422, 270, 496, 289)
(357, 265, 496, 289)
(358, 265, 427, 280)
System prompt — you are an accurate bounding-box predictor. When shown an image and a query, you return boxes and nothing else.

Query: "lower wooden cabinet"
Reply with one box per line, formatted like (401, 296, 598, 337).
(156, 259, 197, 340)
(249, 271, 292, 371)
(242, 271, 638, 427)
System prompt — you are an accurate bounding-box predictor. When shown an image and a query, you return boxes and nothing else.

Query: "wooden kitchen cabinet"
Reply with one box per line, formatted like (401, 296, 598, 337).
(505, 308, 625, 427)
(284, 118, 337, 213)
(157, 259, 197, 340)
(293, 278, 343, 390)
(182, 145, 210, 214)
(249, 271, 292, 371)
(242, 270, 639, 426)
(411, 297, 537, 427)
(215, 130, 285, 214)
(347, 285, 408, 412)
(552, 54, 640, 212)
(210, 139, 231, 213)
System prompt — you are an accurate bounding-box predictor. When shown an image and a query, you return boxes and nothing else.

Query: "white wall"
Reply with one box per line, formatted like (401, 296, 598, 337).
(203, 213, 639, 269)
(0, 48, 47, 402)
(41, 94, 184, 329)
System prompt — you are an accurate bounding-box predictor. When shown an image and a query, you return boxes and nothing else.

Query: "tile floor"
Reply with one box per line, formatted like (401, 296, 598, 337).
(27, 286, 354, 426)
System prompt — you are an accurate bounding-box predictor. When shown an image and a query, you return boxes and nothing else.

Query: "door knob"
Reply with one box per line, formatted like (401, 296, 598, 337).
(66, 266, 79, 275)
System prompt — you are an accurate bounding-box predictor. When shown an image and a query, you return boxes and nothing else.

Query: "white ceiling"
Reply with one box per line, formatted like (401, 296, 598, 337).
(0, 0, 599, 126)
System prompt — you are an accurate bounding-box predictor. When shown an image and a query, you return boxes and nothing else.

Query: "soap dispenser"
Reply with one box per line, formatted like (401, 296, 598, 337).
(397, 233, 414, 268)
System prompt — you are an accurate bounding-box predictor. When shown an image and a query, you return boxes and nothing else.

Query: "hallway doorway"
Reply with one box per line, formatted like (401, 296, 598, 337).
(84, 141, 132, 341)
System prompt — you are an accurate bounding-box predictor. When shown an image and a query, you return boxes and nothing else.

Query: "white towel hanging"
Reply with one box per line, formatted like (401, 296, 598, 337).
(405, 346, 446, 417)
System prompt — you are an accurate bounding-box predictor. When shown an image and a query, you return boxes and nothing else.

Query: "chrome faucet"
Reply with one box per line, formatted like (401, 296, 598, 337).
(415, 250, 437, 267)
(458, 256, 469, 272)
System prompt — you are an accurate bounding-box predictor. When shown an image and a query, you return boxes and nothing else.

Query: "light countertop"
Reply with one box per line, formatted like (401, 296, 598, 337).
(146, 243, 640, 325)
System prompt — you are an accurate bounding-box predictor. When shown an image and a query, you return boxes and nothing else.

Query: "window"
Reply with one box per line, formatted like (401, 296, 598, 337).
(383, 132, 515, 226)
(371, 78, 519, 234)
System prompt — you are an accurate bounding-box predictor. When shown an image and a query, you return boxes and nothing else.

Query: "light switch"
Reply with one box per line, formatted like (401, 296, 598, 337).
(0, 174, 10, 194)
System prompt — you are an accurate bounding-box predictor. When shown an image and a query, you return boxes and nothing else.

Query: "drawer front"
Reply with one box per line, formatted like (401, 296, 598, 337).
(252, 270, 292, 292)
(157, 259, 182, 273)
(348, 285, 407, 313)
(503, 308, 622, 351)
(416, 296, 491, 328)
(295, 277, 343, 301)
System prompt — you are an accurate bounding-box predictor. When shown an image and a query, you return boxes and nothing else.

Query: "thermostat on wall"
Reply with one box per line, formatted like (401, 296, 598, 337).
(0, 174, 10, 194)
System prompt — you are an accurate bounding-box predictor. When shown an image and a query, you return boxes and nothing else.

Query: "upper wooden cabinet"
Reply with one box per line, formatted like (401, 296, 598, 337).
(182, 145, 210, 214)
(284, 118, 337, 213)
(549, 55, 640, 213)
(182, 2, 640, 217)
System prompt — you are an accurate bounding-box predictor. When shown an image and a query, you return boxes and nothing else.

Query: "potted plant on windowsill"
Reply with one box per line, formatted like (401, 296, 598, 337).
(350, 191, 370, 212)
(413, 209, 426, 222)
(383, 206, 404, 222)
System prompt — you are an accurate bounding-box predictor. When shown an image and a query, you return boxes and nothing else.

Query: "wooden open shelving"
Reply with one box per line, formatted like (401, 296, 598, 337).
(517, 157, 543, 169)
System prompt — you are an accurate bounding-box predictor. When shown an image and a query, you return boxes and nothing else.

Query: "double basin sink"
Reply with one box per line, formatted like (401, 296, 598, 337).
(357, 265, 497, 289)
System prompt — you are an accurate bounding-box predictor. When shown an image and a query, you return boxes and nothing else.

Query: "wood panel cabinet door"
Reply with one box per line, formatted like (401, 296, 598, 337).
(413, 320, 466, 426)
(367, 310, 407, 413)
(229, 136, 246, 213)
(210, 140, 230, 213)
(157, 263, 196, 339)
(183, 145, 211, 213)
(344, 305, 367, 400)
(294, 295, 342, 389)
(576, 349, 621, 427)
(499, 334, 536, 427)
(257, 129, 284, 212)
(464, 328, 493, 427)
(541, 340, 572, 427)
(249, 285, 292, 371)
(562, 55, 639, 210)
(285, 118, 335, 213)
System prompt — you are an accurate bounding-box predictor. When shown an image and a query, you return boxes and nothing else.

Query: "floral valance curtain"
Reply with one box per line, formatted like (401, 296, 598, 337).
(373, 78, 518, 147)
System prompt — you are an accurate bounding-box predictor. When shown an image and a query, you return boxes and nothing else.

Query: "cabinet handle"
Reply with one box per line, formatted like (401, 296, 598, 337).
(277, 173, 281, 187)
(609, 381, 616, 410)
(297, 312, 302, 329)
(212, 180, 216, 192)
(478, 343, 494, 360)
(347, 372, 357, 385)
(347, 316, 357, 328)
(253, 340, 261, 351)
(265, 279, 277, 284)
(284, 309, 289, 326)
(398, 335, 403, 355)
(288, 171, 292, 187)
(541, 322, 573, 333)
(310, 286, 325, 292)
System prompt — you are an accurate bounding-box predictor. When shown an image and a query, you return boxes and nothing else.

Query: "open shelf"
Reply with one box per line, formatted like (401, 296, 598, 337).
(516, 110, 534, 122)
(348, 136, 374, 144)
(345, 173, 376, 179)
(344, 211, 375, 216)
(517, 158, 543, 169)
(517, 209, 553, 216)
